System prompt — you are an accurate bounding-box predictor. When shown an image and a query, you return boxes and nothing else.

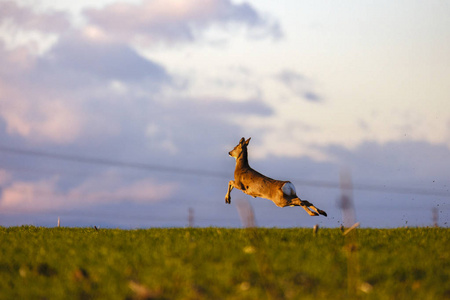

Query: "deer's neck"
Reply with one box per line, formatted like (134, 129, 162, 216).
(236, 149, 250, 170)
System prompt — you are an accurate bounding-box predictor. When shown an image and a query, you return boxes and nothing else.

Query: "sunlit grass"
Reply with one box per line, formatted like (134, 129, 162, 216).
(0, 226, 448, 299)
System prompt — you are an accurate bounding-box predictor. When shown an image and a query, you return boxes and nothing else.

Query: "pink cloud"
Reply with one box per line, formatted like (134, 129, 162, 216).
(0, 80, 83, 144)
(0, 169, 12, 185)
(83, 0, 281, 44)
(0, 1, 70, 33)
(0, 171, 177, 212)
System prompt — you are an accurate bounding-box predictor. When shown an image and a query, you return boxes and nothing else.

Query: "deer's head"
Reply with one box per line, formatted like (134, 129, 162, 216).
(229, 137, 251, 159)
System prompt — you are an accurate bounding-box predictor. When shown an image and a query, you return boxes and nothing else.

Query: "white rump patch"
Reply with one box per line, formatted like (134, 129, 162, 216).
(281, 182, 297, 196)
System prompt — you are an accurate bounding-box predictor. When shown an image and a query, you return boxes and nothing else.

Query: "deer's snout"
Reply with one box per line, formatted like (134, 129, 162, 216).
(228, 151, 232, 157)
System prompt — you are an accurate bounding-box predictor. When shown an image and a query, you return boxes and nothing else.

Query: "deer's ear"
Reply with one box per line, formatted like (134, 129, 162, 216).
(239, 137, 245, 145)
(245, 137, 251, 145)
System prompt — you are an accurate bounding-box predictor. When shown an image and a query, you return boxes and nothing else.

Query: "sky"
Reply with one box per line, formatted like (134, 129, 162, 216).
(0, 0, 449, 228)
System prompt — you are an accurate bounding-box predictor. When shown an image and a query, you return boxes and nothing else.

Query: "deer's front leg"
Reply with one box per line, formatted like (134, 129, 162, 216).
(225, 180, 235, 204)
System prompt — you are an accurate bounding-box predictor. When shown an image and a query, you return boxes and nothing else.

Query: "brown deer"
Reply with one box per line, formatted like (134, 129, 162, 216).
(225, 137, 327, 217)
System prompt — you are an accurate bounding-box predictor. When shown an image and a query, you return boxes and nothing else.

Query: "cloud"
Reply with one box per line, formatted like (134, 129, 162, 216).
(0, 77, 83, 143)
(0, 29, 171, 144)
(0, 1, 70, 54)
(0, 169, 11, 185)
(83, 0, 281, 45)
(0, 1, 70, 33)
(38, 33, 170, 82)
(0, 0, 282, 216)
(303, 91, 321, 102)
(0, 0, 279, 145)
(0, 0, 276, 122)
(0, 41, 35, 71)
(141, 96, 273, 156)
(229, 114, 324, 160)
(175, 97, 273, 117)
(325, 140, 450, 186)
(277, 70, 323, 102)
(0, 170, 176, 212)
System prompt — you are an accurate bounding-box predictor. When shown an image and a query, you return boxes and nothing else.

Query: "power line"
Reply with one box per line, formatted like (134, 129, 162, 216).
(0, 145, 228, 178)
(290, 179, 449, 198)
(0, 145, 449, 198)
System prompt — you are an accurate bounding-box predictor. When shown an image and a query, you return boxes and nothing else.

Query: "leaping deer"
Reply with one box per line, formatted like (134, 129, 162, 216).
(225, 137, 327, 217)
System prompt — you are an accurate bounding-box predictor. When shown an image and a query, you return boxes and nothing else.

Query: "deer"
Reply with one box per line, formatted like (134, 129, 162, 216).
(225, 137, 327, 217)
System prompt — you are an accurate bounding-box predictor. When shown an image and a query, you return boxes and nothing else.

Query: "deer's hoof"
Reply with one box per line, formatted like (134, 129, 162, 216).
(318, 210, 327, 217)
(225, 197, 231, 204)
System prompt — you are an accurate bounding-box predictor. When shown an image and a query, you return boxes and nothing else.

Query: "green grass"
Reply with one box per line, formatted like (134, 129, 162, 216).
(0, 226, 448, 299)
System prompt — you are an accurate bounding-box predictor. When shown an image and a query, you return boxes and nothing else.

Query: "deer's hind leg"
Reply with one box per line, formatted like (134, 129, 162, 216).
(290, 197, 319, 216)
(300, 203, 319, 216)
(302, 200, 327, 217)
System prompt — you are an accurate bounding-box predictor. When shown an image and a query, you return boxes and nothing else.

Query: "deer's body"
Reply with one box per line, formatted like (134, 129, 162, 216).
(225, 137, 327, 217)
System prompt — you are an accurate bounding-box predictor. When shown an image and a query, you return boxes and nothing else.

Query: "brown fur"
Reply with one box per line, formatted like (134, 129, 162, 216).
(225, 137, 327, 217)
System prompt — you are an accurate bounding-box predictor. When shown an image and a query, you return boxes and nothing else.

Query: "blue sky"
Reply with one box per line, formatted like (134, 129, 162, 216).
(0, 0, 449, 228)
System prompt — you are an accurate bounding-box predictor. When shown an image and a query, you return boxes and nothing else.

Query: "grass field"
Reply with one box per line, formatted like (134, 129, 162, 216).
(0, 226, 449, 299)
